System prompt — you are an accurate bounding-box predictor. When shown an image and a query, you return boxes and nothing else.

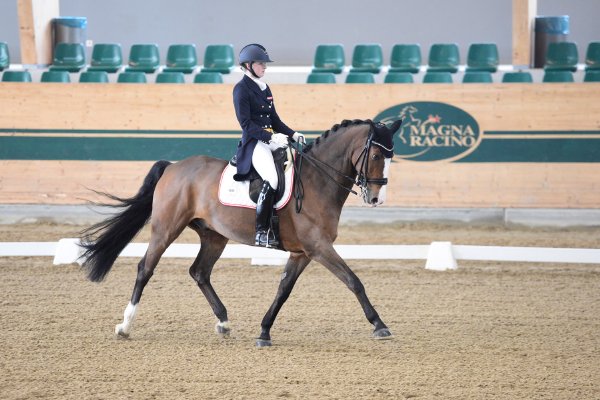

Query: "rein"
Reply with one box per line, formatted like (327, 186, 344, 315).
(289, 124, 390, 212)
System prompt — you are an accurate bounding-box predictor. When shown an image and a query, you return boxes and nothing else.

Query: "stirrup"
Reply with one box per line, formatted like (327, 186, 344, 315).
(255, 231, 279, 248)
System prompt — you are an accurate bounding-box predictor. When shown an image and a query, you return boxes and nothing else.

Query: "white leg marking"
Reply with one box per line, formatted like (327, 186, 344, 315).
(215, 320, 231, 335)
(115, 302, 138, 337)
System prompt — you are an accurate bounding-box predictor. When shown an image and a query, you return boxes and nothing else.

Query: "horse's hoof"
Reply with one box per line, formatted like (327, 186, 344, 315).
(215, 321, 231, 338)
(115, 324, 130, 339)
(373, 328, 393, 340)
(255, 339, 272, 348)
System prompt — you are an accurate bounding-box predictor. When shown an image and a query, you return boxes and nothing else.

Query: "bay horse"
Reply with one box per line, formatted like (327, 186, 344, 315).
(80, 118, 402, 347)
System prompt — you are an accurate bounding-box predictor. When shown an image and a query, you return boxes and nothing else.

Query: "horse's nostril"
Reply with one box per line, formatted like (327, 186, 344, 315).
(371, 197, 378, 204)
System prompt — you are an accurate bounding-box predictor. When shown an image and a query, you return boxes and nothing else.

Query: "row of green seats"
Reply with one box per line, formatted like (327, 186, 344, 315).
(116, 71, 224, 83)
(313, 42, 600, 75)
(48, 43, 235, 74)
(307, 70, 600, 84)
(1, 70, 224, 83)
(4, 69, 599, 83)
(313, 43, 499, 75)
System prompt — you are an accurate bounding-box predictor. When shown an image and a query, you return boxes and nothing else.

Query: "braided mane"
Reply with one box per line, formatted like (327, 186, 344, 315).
(302, 119, 373, 153)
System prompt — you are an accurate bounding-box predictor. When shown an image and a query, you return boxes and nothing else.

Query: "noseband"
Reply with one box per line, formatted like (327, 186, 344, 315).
(290, 123, 393, 211)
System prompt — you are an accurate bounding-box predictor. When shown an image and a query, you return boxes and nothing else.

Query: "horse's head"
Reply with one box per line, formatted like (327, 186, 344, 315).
(354, 120, 401, 207)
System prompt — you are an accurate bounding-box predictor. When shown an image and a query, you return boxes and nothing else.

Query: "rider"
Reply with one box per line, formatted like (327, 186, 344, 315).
(232, 43, 305, 248)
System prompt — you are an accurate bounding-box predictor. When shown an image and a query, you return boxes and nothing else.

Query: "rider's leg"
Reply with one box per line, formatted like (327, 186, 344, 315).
(252, 142, 278, 247)
(252, 141, 278, 190)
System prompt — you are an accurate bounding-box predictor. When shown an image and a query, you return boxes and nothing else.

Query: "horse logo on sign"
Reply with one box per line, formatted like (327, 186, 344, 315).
(375, 101, 482, 162)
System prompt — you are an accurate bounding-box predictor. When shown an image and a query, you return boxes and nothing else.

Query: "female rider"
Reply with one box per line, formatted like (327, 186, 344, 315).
(232, 43, 305, 248)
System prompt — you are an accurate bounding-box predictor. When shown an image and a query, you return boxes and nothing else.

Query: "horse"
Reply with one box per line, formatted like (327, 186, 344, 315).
(80, 118, 402, 347)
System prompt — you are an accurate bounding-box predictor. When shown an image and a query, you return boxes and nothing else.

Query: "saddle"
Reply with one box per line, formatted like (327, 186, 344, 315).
(229, 147, 289, 204)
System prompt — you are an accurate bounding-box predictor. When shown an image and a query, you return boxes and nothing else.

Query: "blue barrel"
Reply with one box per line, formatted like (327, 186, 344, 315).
(534, 15, 569, 68)
(53, 17, 87, 46)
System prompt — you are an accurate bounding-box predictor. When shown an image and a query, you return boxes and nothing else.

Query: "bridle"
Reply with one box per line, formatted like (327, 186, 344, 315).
(289, 123, 393, 212)
(354, 127, 393, 200)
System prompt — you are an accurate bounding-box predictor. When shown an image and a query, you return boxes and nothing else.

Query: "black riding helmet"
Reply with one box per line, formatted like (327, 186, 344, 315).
(239, 43, 273, 78)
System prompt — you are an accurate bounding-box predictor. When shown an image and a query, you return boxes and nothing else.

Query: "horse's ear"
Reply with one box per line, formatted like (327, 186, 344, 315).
(389, 119, 402, 134)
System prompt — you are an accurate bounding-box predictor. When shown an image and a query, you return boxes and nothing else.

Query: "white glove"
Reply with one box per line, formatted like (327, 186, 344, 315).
(293, 132, 306, 144)
(270, 133, 289, 148)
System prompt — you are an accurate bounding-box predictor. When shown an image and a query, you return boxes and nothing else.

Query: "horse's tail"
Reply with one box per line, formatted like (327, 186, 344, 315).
(80, 160, 172, 282)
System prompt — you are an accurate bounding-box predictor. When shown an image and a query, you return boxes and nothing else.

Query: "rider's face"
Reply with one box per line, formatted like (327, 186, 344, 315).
(248, 62, 266, 78)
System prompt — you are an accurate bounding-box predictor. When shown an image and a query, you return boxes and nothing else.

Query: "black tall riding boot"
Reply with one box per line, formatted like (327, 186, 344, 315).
(255, 181, 278, 248)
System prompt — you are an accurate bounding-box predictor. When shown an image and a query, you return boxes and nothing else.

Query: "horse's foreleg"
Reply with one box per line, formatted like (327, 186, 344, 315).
(188, 229, 230, 337)
(312, 246, 392, 340)
(257, 253, 311, 347)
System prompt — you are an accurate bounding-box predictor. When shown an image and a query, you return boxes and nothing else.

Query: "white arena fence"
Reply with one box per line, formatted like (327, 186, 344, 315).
(1, 239, 599, 271)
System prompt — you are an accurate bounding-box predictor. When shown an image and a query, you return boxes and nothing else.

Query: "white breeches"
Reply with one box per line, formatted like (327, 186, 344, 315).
(252, 140, 279, 190)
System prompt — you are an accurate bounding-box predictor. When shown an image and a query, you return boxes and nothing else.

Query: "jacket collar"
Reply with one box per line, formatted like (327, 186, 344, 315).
(243, 75, 268, 98)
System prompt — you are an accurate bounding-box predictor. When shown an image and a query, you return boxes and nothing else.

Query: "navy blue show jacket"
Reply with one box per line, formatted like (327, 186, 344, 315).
(232, 75, 294, 180)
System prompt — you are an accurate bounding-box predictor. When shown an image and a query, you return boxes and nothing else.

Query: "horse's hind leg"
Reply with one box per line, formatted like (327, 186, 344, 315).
(115, 221, 186, 338)
(188, 226, 230, 336)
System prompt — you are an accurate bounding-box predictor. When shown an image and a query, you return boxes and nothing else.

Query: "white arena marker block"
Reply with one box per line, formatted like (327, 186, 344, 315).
(425, 241, 457, 271)
(251, 257, 288, 266)
(53, 238, 85, 265)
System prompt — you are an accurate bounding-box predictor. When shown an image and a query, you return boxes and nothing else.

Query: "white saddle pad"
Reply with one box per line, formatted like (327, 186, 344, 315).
(218, 159, 295, 210)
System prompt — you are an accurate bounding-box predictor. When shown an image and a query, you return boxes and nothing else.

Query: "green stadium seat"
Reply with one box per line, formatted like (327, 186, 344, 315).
(155, 72, 185, 83)
(79, 71, 109, 83)
(1, 70, 32, 82)
(117, 71, 147, 83)
(423, 71, 453, 83)
(389, 44, 421, 73)
(544, 42, 578, 72)
(193, 72, 224, 83)
(427, 43, 460, 73)
(584, 42, 600, 71)
(462, 71, 493, 83)
(307, 72, 336, 84)
(502, 71, 533, 83)
(41, 70, 71, 83)
(201, 44, 235, 74)
(163, 44, 198, 74)
(312, 44, 345, 74)
(384, 72, 413, 83)
(584, 70, 600, 82)
(542, 70, 574, 82)
(466, 43, 499, 72)
(0, 42, 9, 71)
(50, 43, 86, 72)
(350, 44, 383, 74)
(88, 43, 122, 73)
(126, 44, 160, 73)
(345, 72, 375, 84)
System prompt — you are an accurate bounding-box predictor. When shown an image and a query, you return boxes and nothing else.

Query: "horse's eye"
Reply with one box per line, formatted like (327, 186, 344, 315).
(371, 154, 381, 161)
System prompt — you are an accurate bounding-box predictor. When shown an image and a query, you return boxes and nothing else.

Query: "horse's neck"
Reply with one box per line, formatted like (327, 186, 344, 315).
(311, 127, 363, 175)
(306, 126, 365, 205)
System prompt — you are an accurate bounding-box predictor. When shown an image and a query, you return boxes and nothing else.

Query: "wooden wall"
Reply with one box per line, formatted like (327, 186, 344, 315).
(1, 83, 599, 131)
(1, 83, 599, 208)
